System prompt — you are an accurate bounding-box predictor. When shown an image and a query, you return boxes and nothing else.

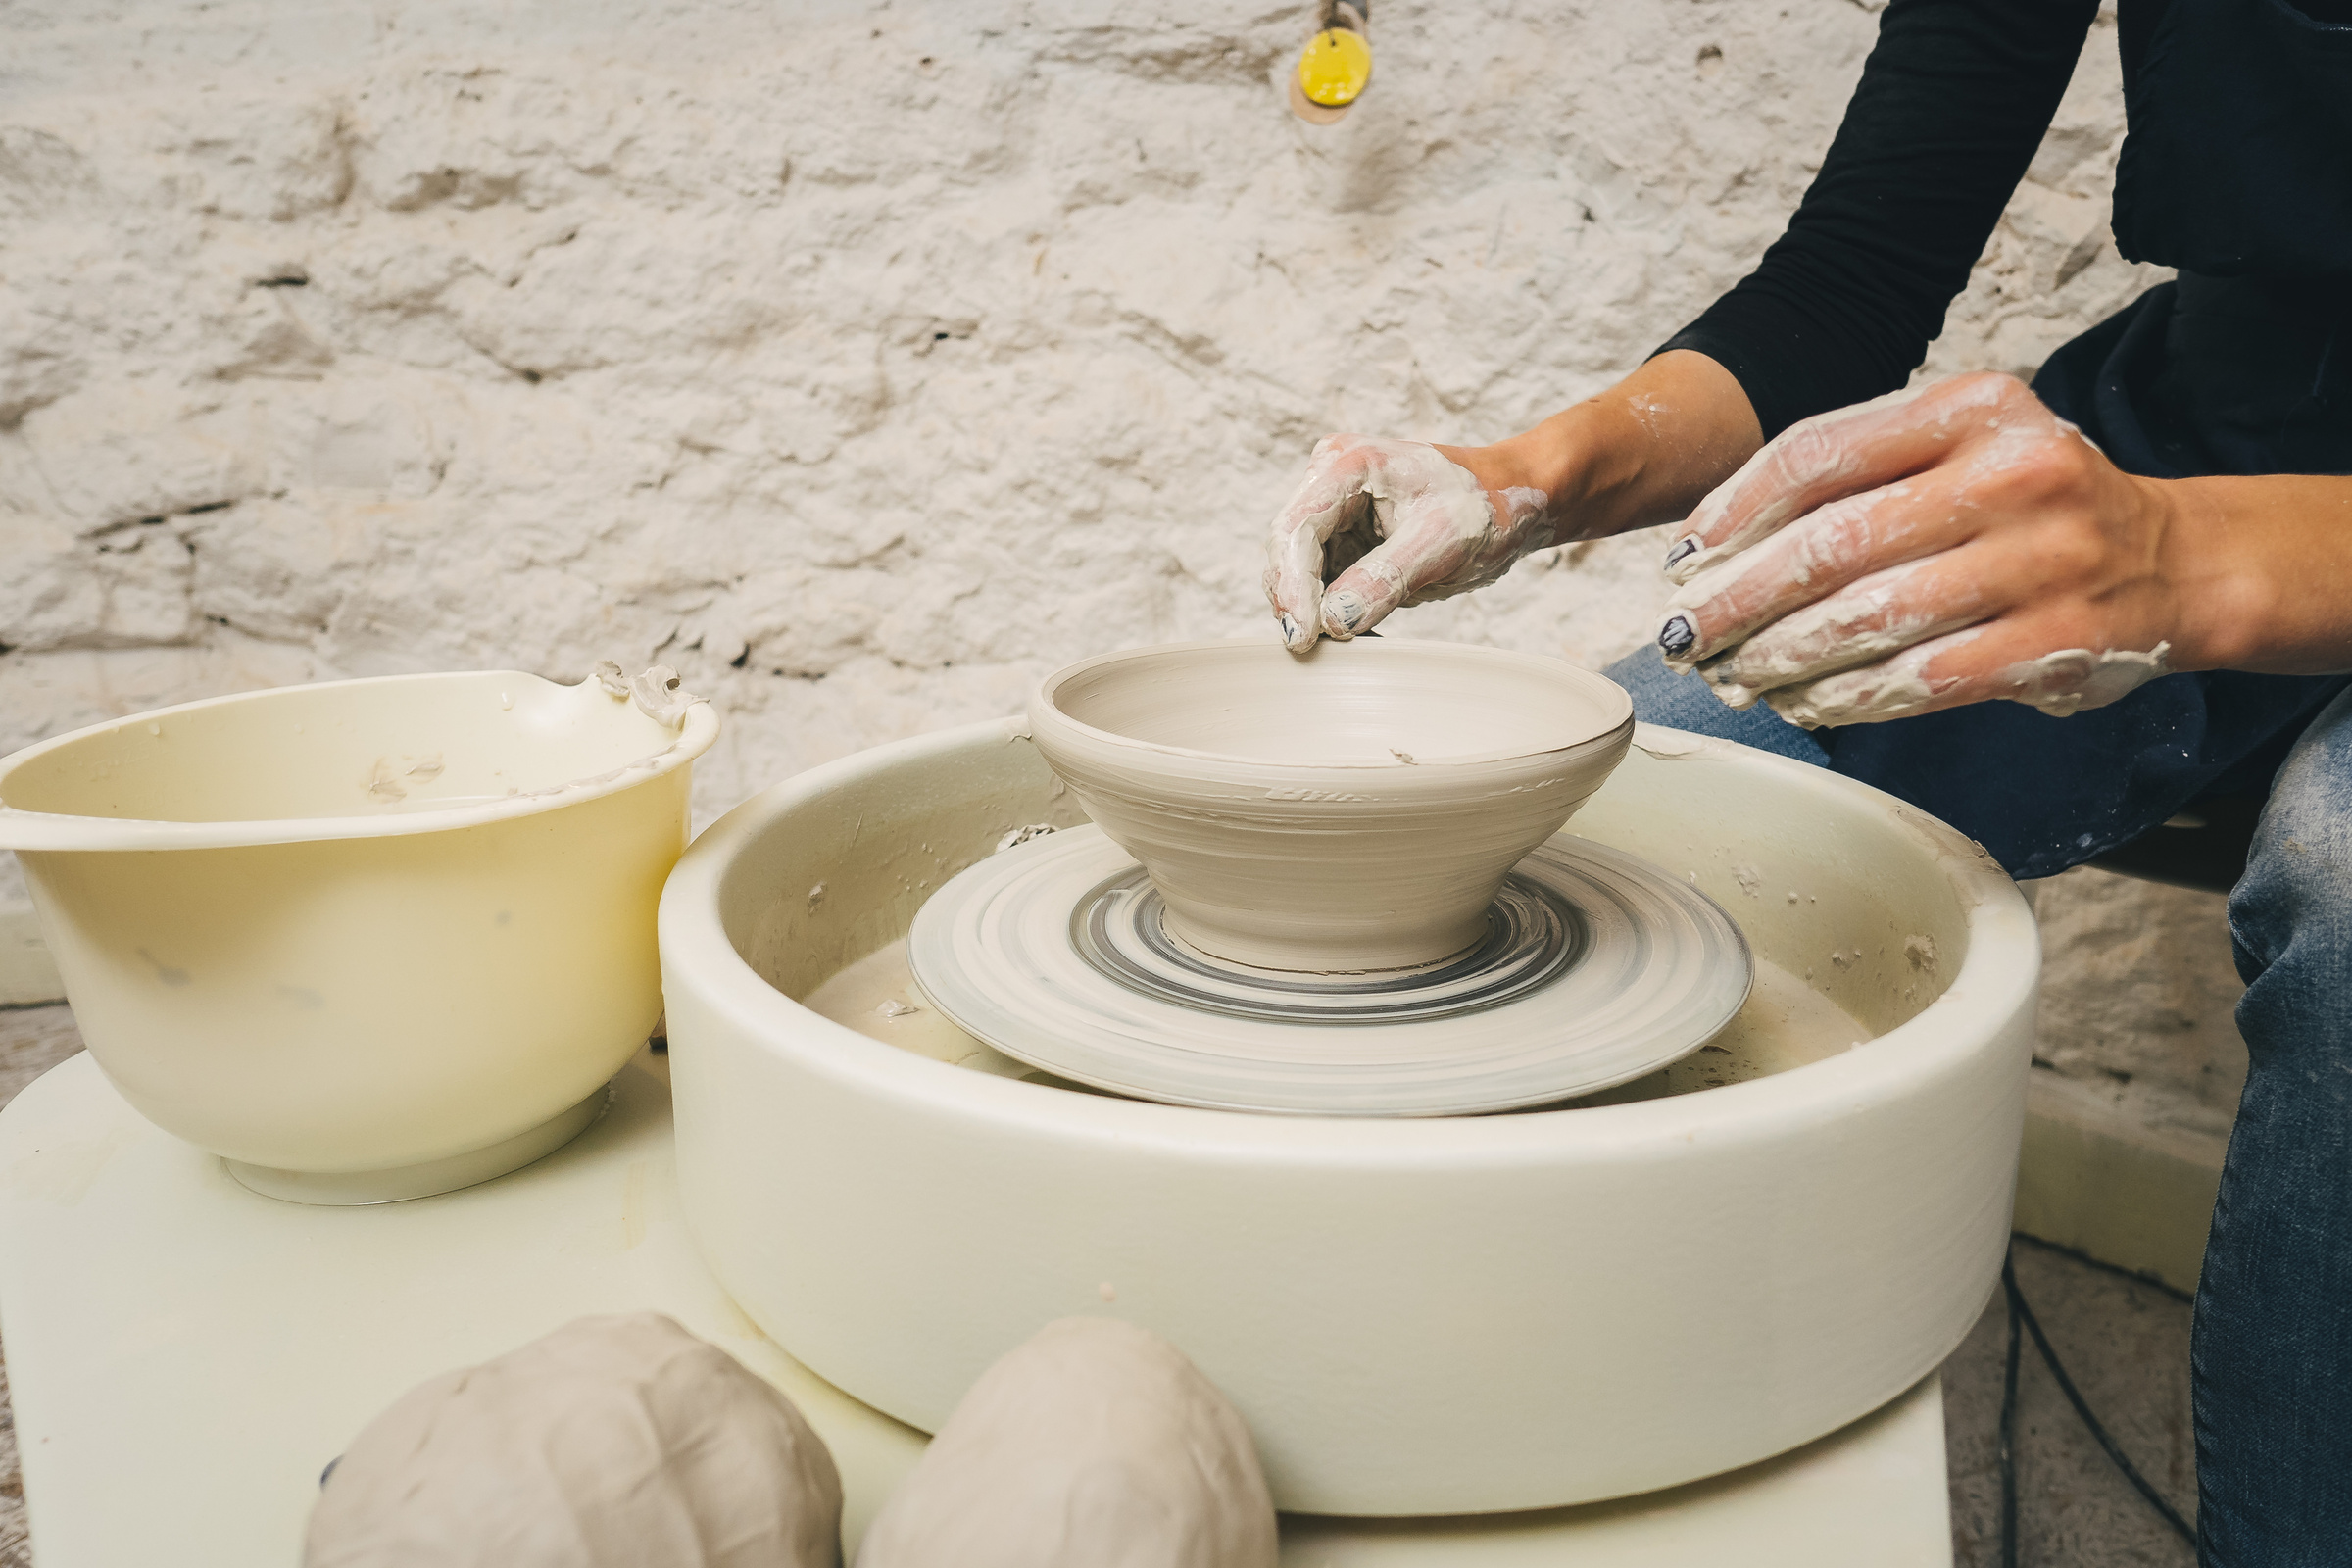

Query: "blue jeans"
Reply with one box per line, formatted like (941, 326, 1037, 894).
(1607, 649, 2352, 1562)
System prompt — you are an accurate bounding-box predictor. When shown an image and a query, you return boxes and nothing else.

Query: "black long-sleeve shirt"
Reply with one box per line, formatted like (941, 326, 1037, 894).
(1661, 0, 2352, 440)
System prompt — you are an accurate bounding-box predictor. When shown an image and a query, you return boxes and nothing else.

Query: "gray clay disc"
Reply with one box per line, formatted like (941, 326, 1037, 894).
(906, 825, 1752, 1117)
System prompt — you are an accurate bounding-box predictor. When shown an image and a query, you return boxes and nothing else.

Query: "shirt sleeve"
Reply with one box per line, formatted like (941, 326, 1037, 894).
(1657, 0, 2102, 439)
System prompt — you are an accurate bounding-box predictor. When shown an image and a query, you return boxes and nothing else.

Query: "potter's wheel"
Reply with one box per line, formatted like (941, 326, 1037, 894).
(906, 825, 1752, 1116)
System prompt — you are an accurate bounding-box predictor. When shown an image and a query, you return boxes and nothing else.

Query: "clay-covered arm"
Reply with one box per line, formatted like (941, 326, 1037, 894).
(1480, 350, 1766, 544)
(1654, 372, 2352, 727)
(1262, 351, 1761, 648)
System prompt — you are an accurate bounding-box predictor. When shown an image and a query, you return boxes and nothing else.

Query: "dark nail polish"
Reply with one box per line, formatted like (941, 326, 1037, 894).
(1659, 614, 1696, 657)
(1664, 537, 1698, 569)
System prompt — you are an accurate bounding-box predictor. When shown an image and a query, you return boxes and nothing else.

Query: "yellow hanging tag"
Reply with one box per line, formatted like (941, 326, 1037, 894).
(1296, 27, 1373, 108)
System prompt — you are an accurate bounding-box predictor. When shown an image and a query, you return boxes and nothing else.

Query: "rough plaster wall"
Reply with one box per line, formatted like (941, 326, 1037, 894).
(2030, 869, 2247, 1143)
(0, 0, 2240, 1135)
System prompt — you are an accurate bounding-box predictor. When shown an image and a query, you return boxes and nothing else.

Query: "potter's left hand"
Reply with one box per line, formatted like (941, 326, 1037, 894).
(1263, 435, 1556, 651)
(1652, 372, 2187, 727)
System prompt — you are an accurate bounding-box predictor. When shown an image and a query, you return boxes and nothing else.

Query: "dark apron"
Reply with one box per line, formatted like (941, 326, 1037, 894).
(1804, 0, 2352, 881)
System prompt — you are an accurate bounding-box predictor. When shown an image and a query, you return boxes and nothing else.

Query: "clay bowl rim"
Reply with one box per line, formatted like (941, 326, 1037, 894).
(1029, 638, 1636, 773)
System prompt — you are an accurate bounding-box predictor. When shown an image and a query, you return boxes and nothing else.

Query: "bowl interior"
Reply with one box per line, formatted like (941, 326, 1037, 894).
(1, 673, 682, 825)
(1044, 640, 1629, 767)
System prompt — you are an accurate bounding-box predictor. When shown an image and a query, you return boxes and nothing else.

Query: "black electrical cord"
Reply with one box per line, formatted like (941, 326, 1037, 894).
(1999, 1248, 2198, 1553)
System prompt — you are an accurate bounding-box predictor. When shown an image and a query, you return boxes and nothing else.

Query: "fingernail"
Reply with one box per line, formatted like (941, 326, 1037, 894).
(1658, 614, 1696, 658)
(1278, 612, 1304, 649)
(1324, 590, 1365, 635)
(1664, 537, 1698, 569)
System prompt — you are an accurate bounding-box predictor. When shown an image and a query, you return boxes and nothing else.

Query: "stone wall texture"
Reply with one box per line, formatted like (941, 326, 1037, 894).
(0, 0, 2244, 1142)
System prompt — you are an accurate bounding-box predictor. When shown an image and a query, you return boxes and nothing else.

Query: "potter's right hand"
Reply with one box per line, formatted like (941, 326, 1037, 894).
(1262, 435, 1556, 652)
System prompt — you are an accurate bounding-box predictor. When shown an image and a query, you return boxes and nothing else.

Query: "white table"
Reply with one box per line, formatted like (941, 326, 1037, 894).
(0, 1051, 1953, 1565)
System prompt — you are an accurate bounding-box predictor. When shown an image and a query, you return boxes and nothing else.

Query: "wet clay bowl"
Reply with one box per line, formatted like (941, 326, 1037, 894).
(0, 670, 717, 1204)
(1024, 638, 1635, 973)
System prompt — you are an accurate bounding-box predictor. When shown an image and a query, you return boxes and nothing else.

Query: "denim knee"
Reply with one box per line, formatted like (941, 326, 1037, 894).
(2228, 685, 2352, 1002)
(1600, 647, 1833, 766)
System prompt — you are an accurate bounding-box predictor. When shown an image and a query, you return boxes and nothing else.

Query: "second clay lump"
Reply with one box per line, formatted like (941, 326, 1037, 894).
(857, 1315, 1279, 1568)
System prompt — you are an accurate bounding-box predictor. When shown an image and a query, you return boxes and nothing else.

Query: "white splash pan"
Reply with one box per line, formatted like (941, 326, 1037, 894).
(660, 716, 2035, 1517)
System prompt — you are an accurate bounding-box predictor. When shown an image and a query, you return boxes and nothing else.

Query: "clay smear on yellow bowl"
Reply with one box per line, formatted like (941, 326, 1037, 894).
(1025, 639, 1634, 973)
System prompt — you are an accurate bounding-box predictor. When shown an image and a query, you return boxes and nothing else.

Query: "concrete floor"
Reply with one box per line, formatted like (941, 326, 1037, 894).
(0, 1004, 2202, 1565)
(1943, 1239, 2198, 1565)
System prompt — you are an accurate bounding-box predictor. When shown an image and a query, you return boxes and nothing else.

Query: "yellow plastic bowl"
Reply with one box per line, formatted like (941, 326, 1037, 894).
(0, 670, 718, 1203)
